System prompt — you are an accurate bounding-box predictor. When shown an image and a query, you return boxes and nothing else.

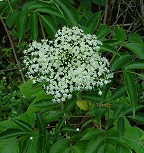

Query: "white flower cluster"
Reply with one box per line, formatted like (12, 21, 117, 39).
(24, 26, 113, 102)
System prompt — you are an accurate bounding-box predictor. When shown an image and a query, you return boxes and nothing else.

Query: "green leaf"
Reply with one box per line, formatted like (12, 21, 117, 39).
(124, 127, 144, 153)
(67, 0, 75, 4)
(0, 2, 9, 16)
(17, 10, 28, 40)
(111, 53, 131, 71)
(55, 118, 66, 134)
(86, 12, 101, 34)
(42, 110, 63, 124)
(125, 43, 144, 59)
(40, 14, 58, 38)
(71, 140, 88, 153)
(103, 40, 123, 47)
(22, 1, 49, 11)
(82, 128, 103, 140)
(110, 85, 126, 100)
(0, 138, 19, 153)
(124, 71, 138, 116)
(81, 91, 101, 102)
(36, 7, 63, 18)
(36, 114, 46, 135)
(88, 106, 107, 119)
(96, 24, 110, 39)
(128, 33, 143, 43)
(6, 11, 18, 28)
(125, 60, 144, 70)
(18, 80, 33, 98)
(128, 115, 144, 125)
(85, 136, 104, 153)
(105, 118, 115, 130)
(118, 117, 125, 137)
(116, 146, 132, 153)
(50, 138, 70, 153)
(113, 103, 123, 118)
(33, 99, 60, 109)
(62, 124, 77, 133)
(25, 133, 40, 153)
(21, 135, 32, 153)
(100, 44, 119, 55)
(107, 136, 129, 148)
(123, 105, 144, 116)
(92, 0, 106, 6)
(12, 119, 34, 132)
(114, 27, 126, 42)
(36, 114, 46, 153)
(65, 97, 77, 112)
(0, 128, 27, 139)
(29, 11, 38, 40)
(37, 136, 47, 153)
(101, 81, 113, 101)
(53, 0, 79, 26)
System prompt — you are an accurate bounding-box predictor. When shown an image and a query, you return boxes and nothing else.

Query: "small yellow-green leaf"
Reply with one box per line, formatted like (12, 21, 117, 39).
(76, 100, 88, 111)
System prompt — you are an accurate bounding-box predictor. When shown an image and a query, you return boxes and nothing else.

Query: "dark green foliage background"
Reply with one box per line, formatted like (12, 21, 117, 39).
(0, 0, 144, 152)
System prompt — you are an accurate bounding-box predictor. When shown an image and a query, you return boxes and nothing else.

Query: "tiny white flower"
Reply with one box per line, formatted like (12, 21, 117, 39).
(24, 26, 113, 102)
(30, 137, 33, 140)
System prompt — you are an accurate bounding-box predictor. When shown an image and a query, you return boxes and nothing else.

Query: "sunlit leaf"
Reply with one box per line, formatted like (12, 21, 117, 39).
(18, 80, 33, 98)
(12, 119, 34, 132)
(21, 135, 32, 153)
(76, 100, 89, 111)
(124, 127, 144, 153)
(0, 128, 27, 139)
(0, 138, 19, 153)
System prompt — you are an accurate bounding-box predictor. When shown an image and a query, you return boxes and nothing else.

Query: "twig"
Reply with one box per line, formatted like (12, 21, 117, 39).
(140, 0, 144, 26)
(0, 68, 18, 72)
(103, 0, 108, 24)
(1, 19, 25, 83)
(38, 16, 46, 39)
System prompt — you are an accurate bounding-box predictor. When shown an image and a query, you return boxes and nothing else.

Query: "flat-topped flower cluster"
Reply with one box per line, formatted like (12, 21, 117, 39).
(24, 26, 113, 102)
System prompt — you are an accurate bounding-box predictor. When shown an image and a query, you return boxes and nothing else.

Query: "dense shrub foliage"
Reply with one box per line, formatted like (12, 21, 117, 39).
(0, 0, 144, 153)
